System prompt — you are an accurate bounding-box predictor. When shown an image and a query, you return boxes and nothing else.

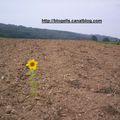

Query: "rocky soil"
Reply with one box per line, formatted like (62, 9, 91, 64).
(0, 38, 120, 120)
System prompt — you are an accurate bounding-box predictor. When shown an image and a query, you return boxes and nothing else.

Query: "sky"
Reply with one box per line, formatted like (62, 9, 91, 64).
(0, 0, 120, 38)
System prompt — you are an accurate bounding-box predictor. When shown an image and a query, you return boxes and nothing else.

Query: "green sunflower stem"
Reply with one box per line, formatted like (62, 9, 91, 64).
(28, 70, 38, 97)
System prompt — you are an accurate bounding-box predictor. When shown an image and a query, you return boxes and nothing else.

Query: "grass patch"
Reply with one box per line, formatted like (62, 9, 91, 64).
(66, 80, 81, 89)
(95, 87, 114, 94)
(101, 105, 120, 116)
(99, 41, 120, 45)
(95, 87, 120, 95)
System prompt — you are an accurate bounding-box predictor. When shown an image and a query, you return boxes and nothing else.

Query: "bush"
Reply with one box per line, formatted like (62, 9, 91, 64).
(91, 35, 98, 41)
(103, 37, 110, 42)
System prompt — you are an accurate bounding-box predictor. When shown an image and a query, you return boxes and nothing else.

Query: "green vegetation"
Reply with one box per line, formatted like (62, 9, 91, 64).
(0, 23, 88, 40)
(91, 36, 120, 45)
(111, 41, 120, 45)
(116, 42, 120, 45)
(0, 23, 120, 42)
(100, 40, 120, 45)
(103, 37, 110, 42)
(91, 35, 98, 41)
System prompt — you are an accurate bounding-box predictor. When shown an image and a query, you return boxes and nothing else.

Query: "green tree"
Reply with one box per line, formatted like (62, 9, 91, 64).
(91, 35, 98, 41)
(103, 37, 110, 42)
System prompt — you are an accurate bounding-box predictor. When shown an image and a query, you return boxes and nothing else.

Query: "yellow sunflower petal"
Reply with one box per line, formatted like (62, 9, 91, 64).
(35, 61, 38, 65)
(26, 59, 38, 70)
(26, 63, 29, 66)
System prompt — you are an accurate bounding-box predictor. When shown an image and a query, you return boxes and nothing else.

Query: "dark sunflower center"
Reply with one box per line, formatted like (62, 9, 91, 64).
(30, 62, 35, 67)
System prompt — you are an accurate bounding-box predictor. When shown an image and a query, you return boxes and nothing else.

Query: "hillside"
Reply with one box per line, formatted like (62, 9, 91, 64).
(0, 23, 90, 39)
(0, 38, 120, 120)
(0, 23, 119, 41)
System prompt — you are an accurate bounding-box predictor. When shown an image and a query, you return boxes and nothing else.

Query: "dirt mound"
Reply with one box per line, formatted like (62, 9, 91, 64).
(0, 38, 120, 120)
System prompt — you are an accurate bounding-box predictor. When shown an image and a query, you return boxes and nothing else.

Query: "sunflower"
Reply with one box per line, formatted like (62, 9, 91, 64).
(26, 59, 38, 70)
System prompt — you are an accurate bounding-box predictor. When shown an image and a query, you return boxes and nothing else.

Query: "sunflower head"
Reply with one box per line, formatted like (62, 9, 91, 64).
(26, 59, 38, 70)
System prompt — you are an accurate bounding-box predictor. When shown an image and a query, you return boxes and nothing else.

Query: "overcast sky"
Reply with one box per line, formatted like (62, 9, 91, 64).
(0, 0, 120, 38)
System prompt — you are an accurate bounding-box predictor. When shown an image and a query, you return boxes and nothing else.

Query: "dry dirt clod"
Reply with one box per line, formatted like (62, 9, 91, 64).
(1, 76, 5, 80)
(34, 96, 41, 100)
(5, 105, 13, 114)
(6, 79, 11, 84)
